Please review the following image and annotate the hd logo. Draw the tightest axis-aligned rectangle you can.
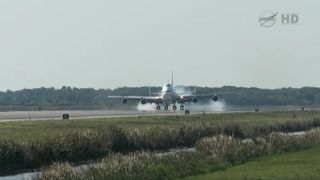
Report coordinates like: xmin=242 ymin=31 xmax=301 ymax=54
xmin=258 ymin=11 xmax=299 ymax=28
xmin=281 ymin=13 xmax=299 ymax=24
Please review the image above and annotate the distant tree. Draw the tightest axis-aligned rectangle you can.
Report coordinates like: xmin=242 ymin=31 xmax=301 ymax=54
xmin=0 ymin=86 xmax=319 ymax=111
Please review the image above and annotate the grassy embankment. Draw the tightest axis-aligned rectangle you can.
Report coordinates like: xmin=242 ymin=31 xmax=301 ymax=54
xmin=186 ymin=144 xmax=320 ymax=180
xmin=0 ymin=111 xmax=317 ymax=140
xmin=0 ymin=111 xmax=320 ymax=175
xmin=35 ymin=128 xmax=320 ymax=180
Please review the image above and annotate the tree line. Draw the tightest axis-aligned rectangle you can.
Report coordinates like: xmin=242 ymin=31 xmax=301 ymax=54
xmin=0 ymin=86 xmax=319 ymax=110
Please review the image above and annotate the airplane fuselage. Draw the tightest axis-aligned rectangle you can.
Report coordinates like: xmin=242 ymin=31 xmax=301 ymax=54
xmin=160 ymin=83 xmax=178 ymax=105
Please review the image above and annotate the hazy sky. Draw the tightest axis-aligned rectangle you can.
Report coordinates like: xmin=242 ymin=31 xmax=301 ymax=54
xmin=0 ymin=0 xmax=319 ymax=90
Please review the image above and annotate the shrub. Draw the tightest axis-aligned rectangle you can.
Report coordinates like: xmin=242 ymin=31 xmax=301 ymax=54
xmin=2 ymin=118 xmax=320 ymax=173
xmin=36 ymin=151 xmax=210 ymax=180
xmin=196 ymin=128 xmax=320 ymax=165
xmin=36 ymin=128 xmax=320 ymax=180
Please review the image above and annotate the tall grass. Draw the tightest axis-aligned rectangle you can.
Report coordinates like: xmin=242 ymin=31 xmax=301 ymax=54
xmin=35 ymin=151 xmax=217 ymax=180
xmin=196 ymin=129 xmax=320 ymax=165
xmin=1 ymin=118 xmax=320 ymax=173
xmin=35 ymin=128 xmax=320 ymax=180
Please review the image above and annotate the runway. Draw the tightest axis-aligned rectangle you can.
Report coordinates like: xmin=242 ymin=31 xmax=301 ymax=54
xmin=0 ymin=106 xmax=312 ymax=122
xmin=0 ymin=110 xmax=178 ymax=122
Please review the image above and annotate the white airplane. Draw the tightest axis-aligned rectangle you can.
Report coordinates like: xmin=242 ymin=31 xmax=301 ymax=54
xmin=108 ymin=73 xmax=218 ymax=111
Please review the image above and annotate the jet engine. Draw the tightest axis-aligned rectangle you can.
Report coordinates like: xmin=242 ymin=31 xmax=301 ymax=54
xmin=212 ymin=96 xmax=218 ymax=101
xmin=140 ymin=98 xmax=146 ymax=105
xmin=121 ymin=98 xmax=128 ymax=104
xmin=192 ymin=98 xmax=198 ymax=103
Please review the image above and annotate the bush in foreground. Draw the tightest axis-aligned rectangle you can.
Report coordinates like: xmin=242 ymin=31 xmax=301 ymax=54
xmin=35 ymin=128 xmax=320 ymax=180
xmin=2 ymin=118 xmax=320 ymax=173
xmin=35 ymin=152 xmax=214 ymax=180
xmin=196 ymin=129 xmax=320 ymax=165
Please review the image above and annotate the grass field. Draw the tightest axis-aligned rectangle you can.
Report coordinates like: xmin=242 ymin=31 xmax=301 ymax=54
xmin=1 ymin=110 xmax=320 ymax=175
xmin=0 ymin=111 xmax=317 ymax=140
xmin=35 ymin=128 xmax=320 ymax=180
xmin=185 ymin=145 xmax=320 ymax=180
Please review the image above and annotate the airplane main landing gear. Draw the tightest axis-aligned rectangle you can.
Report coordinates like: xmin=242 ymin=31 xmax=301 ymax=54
xmin=164 ymin=106 xmax=169 ymax=111
xmin=156 ymin=105 xmax=161 ymax=110
xmin=180 ymin=105 xmax=184 ymax=111
xmin=173 ymin=105 xmax=177 ymax=111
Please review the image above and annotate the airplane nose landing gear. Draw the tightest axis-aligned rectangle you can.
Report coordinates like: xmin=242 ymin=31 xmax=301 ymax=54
xmin=164 ymin=106 xmax=169 ymax=111
xmin=173 ymin=105 xmax=177 ymax=111
xmin=156 ymin=105 xmax=161 ymax=110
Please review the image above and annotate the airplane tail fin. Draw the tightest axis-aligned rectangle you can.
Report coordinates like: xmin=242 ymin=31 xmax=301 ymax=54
xmin=171 ymin=71 xmax=173 ymax=86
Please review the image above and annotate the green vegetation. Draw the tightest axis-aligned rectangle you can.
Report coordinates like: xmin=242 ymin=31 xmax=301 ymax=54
xmin=35 ymin=128 xmax=320 ymax=180
xmin=36 ymin=152 xmax=213 ymax=180
xmin=1 ymin=86 xmax=320 ymax=110
xmin=1 ymin=111 xmax=320 ymax=175
xmin=0 ymin=111 xmax=318 ymax=140
xmin=0 ymin=111 xmax=319 ymax=172
xmin=186 ymin=145 xmax=320 ymax=180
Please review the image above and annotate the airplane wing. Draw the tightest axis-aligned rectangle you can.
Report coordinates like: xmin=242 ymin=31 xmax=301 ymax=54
xmin=177 ymin=93 xmax=232 ymax=102
xmin=178 ymin=94 xmax=216 ymax=101
xmin=108 ymin=95 xmax=163 ymax=104
xmin=178 ymin=92 xmax=232 ymax=97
